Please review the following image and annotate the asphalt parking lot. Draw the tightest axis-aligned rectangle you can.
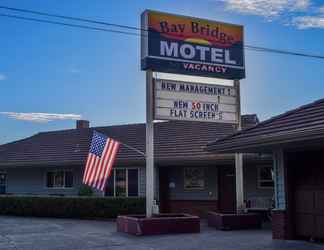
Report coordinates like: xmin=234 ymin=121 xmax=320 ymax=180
xmin=0 ymin=216 xmax=323 ymax=250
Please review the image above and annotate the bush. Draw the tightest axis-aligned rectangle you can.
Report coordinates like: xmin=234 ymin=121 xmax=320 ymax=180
xmin=78 ymin=185 xmax=94 ymax=196
xmin=0 ymin=196 xmax=145 ymax=219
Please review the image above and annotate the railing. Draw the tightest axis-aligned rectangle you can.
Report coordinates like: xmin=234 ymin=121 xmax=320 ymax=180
xmin=246 ymin=197 xmax=273 ymax=210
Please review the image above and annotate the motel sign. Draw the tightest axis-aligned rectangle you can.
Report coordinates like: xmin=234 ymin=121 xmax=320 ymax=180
xmin=141 ymin=10 xmax=245 ymax=217
xmin=141 ymin=10 xmax=245 ymax=79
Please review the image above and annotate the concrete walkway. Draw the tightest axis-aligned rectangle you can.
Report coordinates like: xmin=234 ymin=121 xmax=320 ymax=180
xmin=0 ymin=216 xmax=322 ymax=250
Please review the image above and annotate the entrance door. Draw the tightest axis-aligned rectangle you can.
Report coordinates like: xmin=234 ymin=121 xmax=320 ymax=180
xmin=159 ymin=167 xmax=169 ymax=213
xmin=0 ymin=173 xmax=6 ymax=194
xmin=292 ymin=151 xmax=324 ymax=239
xmin=218 ymin=166 xmax=236 ymax=213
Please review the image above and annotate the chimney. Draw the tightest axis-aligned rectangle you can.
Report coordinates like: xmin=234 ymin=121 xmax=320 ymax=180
xmin=76 ymin=120 xmax=90 ymax=129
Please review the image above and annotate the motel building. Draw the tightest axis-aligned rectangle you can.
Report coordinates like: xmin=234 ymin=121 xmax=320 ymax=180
xmin=207 ymin=98 xmax=324 ymax=241
xmin=0 ymin=116 xmax=273 ymax=217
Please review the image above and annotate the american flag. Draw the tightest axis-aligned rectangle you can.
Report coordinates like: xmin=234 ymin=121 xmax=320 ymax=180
xmin=83 ymin=131 xmax=120 ymax=191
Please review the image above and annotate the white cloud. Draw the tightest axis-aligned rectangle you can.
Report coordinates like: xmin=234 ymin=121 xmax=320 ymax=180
xmin=0 ymin=112 xmax=82 ymax=123
xmin=292 ymin=15 xmax=324 ymax=28
xmin=69 ymin=68 xmax=80 ymax=74
xmin=216 ymin=0 xmax=324 ymax=29
xmin=318 ymin=5 xmax=324 ymax=14
xmin=0 ymin=74 xmax=7 ymax=81
xmin=219 ymin=0 xmax=310 ymax=18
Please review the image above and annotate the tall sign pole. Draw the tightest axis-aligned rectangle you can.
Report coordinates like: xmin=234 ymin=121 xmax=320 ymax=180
xmin=141 ymin=10 xmax=246 ymax=217
xmin=146 ymin=69 xmax=154 ymax=217
xmin=234 ymin=80 xmax=244 ymax=212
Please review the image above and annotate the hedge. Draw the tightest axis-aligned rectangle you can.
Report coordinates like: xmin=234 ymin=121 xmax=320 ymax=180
xmin=0 ymin=196 xmax=145 ymax=219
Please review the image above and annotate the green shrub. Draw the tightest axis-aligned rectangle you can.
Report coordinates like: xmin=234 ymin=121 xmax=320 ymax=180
xmin=78 ymin=185 xmax=94 ymax=196
xmin=0 ymin=196 xmax=145 ymax=219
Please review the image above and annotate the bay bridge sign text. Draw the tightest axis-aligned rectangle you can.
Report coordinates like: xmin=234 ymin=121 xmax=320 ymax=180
xmin=154 ymin=79 xmax=238 ymax=123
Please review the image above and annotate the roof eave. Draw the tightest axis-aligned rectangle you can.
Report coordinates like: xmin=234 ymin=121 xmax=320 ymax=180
xmin=206 ymin=130 xmax=324 ymax=153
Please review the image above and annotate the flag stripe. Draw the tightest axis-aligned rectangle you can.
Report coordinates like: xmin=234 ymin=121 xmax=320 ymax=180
xmin=101 ymin=142 xmax=120 ymax=190
xmin=100 ymin=141 xmax=120 ymax=190
xmin=82 ymin=155 xmax=91 ymax=183
xmin=97 ymin=140 xmax=115 ymax=189
xmin=88 ymin=157 xmax=100 ymax=186
xmin=83 ymin=153 xmax=93 ymax=183
xmin=97 ymin=141 xmax=116 ymax=190
xmin=84 ymin=154 xmax=95 ymax=184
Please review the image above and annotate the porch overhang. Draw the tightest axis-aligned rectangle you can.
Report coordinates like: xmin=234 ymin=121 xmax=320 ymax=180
xmin=206 ymin=99 xmax=324 ymax=154
xmin=206 ymin=127 xmax=324 ymax=154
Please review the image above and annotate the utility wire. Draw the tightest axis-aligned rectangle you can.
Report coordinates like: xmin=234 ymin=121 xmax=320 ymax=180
xmin=0 ymin=5 xmax=145 ymax=32
xmin=1 ymin=6 xmax=324 ymax=60
xmin=0 ymin=13 xmax=141 ymax=37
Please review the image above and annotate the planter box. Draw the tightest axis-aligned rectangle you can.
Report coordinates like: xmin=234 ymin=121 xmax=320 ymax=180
xmin=117 ymin=213 xmax=200 ymax=236
xmin=207 ymin=211 xmax=262 ymax=230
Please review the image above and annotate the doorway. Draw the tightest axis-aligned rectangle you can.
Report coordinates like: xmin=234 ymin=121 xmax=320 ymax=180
xmin=159 ymin=167 xmax=170 ymax=213
xmin=218 ymin=166 xmax=236 ymax=213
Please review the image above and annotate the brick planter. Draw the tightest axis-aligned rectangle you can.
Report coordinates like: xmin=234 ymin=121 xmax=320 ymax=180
xmin=272 ymin=209 xmax=288 ymax=240
xmin=117 ymin=213 xmax=200 ymax=236
xmin=207 ymin=211 xmax=262 ymax=230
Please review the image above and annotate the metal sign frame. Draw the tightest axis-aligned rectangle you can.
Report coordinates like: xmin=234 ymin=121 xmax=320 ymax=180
xmin=153 ymin=78 xmax=238 ymax=124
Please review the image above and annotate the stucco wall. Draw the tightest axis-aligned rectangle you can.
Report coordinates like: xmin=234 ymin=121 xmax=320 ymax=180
xmin=243 ymin=164 xmax=274 ymax=207
xmin=0 ymin=163 xmax=273 ymax=203
xmin=167 ymin=166 xmax=218 ymax=201
xmin=3 ymin=166 xmax=83 ymax=196
xmin=0 ymin=165 xmax=146 ymax=197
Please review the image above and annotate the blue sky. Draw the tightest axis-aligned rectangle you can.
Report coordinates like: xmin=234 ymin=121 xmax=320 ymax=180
xmin=0 ymin=0 xmax=324 ymax=144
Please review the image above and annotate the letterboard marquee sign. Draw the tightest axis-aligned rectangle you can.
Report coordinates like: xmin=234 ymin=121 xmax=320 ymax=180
xmin=141 ymin=10 xmax=245 ymax=80
xmin=154 ymin=79 xmax=238 ymax=123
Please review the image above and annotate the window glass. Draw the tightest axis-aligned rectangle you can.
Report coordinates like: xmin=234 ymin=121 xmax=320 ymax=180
xmin=65 ymin=171 xmax=73 ymax=188
xmin=54 ymin=171 xmax=64 ymax=187
xmin=0 ymin=173 xmax=6 ymax=194
xmin=46 ymin=172 xmax=54 ymax=188
xmin=46 ymin=171 xmax=73 ymax=188
xmin=128 ymin=169 xmax=139 ymax=197
xmin=258 ymin=167 xmax=274 ymax=188
xmin=0 ymin=173 xmax=6 ymax=185
xmin=184 ymin=167 xmax=205 ymax=190
xmin=260 ymin=167 xmax=272 ymax=180
xmin=105 ymin=171 xmax=115 ymax=196
xmin=115 ymin=169 xmax=126 ymax=197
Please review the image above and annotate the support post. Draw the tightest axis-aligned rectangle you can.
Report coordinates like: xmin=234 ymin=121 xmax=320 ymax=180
xmin=146 ymin=70 xmax=154 ymax=217
xmin=234 ymin=80 xmax=244 ymax=212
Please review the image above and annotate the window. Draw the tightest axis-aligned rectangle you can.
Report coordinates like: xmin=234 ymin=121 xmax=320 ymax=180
xmin=184 ymin=167 xmax=205 ymax=190
xmin=46 ymin=171 xmax=74 ymax=188
xmin=115 ymin=169 xmax=127 ymax=197
xmin=105 ymin=168 xmax=139 ymax=197
xmin=0 ymin=172 xmax=6 ymax=194
xmin=258 ymin=166 xmax=274 ymax=189
xmin=128 ymin=169 xmax=139 ymax=197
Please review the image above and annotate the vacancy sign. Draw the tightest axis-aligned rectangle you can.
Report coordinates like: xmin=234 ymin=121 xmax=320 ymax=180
xmin=141 ymin=10 xmax=245 ymax=79
xmin=154 ymin=79 xmax=238 ymax=123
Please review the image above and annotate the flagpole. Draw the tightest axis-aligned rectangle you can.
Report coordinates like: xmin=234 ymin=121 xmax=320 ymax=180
xmin=146 ymin=69 xmax=154 ymax=218
xmin=119 ymin=142 xmax=146 ymax=157
xmin=92 ymin=130 xmax=146 ymax=157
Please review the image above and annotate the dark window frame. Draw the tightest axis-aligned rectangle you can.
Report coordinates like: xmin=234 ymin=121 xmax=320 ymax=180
xmin=45 ymin=170 xmax=74 ymax=189
xmin=105 ymin=168 xmax=139 ymax=197
xmin=257 ymin=166 xmax=274 ymax=189
xmin=0 ymin=172 xmax=6 ymax=194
